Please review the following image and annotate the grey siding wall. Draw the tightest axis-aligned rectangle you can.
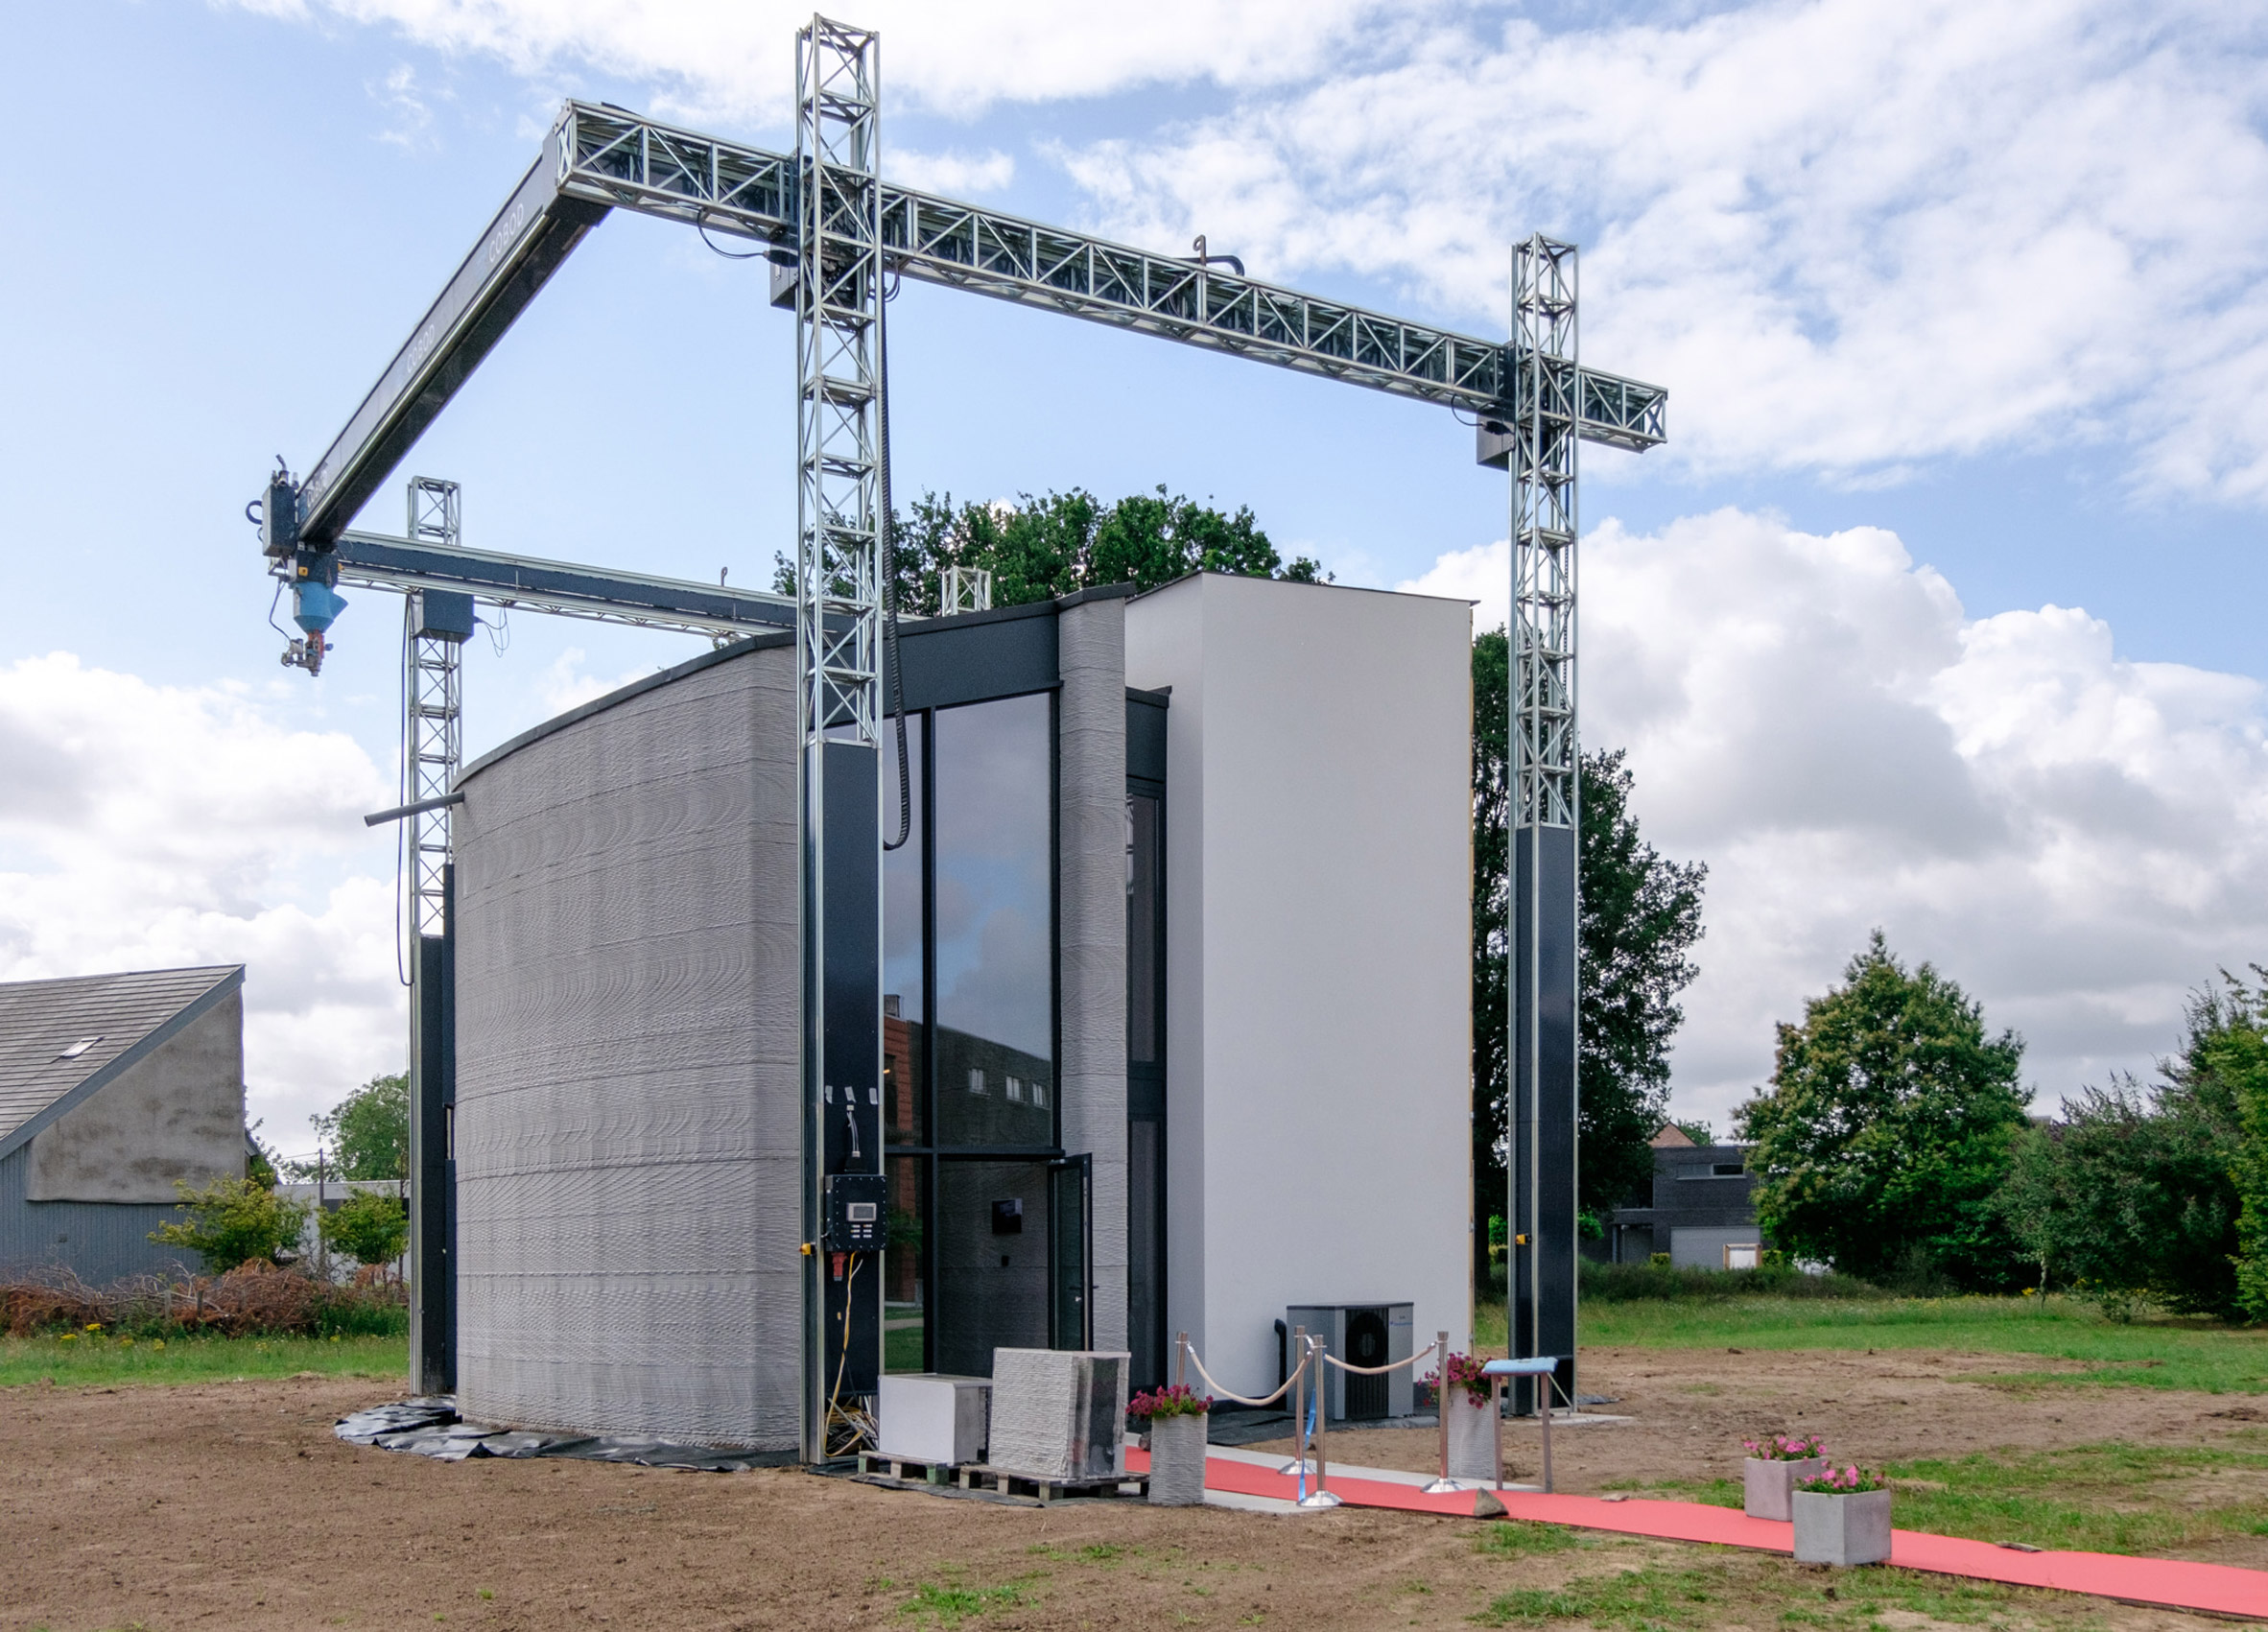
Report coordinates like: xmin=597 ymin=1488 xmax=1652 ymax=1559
xmin=1057 ymin=598 xmax=1129 ymax=1351
xmin=0 ymin=1143 xmax=197 ymax=1284
xmin=452 ymin=642 xmax=802 ymax=1451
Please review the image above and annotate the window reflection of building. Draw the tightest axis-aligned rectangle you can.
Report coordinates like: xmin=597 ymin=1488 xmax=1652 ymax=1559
xmin=881 ymin=691 xmax=1060 ymax=1375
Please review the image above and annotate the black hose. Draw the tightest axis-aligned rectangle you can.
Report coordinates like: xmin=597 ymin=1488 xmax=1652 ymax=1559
xmin=877 ymin=260 xmax=911 ymax=853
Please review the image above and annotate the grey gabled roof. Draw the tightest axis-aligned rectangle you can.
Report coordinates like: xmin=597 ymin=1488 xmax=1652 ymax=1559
xmin=0 ymin=966 xmax=245 ymax=1158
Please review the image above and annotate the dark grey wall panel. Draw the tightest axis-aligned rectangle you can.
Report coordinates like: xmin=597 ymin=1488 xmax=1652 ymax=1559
xmin=453 ymin=641 xmax=802 ymax=1451
xmin=891 ymin=603 xmax=1057 ymax=710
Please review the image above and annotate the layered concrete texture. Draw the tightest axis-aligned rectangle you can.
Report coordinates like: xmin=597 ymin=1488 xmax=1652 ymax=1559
xmin=453 ymin=640 xmax=802 ymax=1451
xmin=1126 ymin=573 xmax=1473 ymax=1396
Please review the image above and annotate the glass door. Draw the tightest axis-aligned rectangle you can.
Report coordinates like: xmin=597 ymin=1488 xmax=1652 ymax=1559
xmin=1049 ymin=1155 xmax=1092 ymax=1350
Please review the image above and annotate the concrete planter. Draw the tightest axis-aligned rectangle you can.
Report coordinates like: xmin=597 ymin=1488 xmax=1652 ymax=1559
xmin=1792 ymin=1488 xmax=1893 ymax=1567
xmin=1743 ymin=1456 xmax=1827 ymax=1521
xmin=1146 ymin=1412 xmax=1209 ymax=1506
xmin=1445 ymin=1389 xmax=1498 ymax=1482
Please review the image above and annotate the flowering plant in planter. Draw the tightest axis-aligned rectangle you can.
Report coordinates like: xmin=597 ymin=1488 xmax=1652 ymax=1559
xmin=1424 ymin=1352 xmax=1494 ymax=1405
xmin=1128 ymin=1384 xmax=1212 ymax=1420
xmin=1795 ymin=1464 xmax=1885 ymax=1495
xmin=1744 ymin=1432 xmax=1826 ymax=1461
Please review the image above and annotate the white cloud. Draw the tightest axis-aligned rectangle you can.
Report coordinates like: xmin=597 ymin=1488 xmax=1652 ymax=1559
xmin=1404 ymin=510 xmax=2268 ymax=1125
xmin=0 ymin=655 xmax=404 ymax=1156
xmin=1060 ymin=0 xmax=2268 ymax=502
xmin=223 ymin=0 xmax=1423 ymax=120
xmin=533 ymin=647 xmax=662 ymax=716
xmin=890 ymin=148 xmax=1015 ymax=200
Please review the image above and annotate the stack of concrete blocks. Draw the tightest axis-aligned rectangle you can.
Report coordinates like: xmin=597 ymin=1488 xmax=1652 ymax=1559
xmin=986 ymin=1348 xmax=1130 ymax=1480
xmin=876 ymin=1374 xmax=992 ymax=1467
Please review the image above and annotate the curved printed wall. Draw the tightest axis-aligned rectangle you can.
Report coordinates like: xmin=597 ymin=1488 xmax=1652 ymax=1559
xmin=450 ymin=639 xmax=802 ymax=1451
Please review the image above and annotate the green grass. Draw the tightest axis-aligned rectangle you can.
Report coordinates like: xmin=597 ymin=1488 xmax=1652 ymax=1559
xmin=1 ymin=1330 xmax=407 ymax=1388
xmin=898 ymin=1577 xmax=1033 ymax=1624
xmin=1475 ymin=1553 xmax=2036 ymax=1631
xmin=1625 ymin=1440 xmax=2268 ymax=1556
xmin=1575 ymin=1292 xmax=2268 ymax=1394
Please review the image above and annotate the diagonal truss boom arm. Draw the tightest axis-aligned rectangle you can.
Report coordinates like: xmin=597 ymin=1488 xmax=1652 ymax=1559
xmin=289 ymin=100 xmax=1665 ymax=547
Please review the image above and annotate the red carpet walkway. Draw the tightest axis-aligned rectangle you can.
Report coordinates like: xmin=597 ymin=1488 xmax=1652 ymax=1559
xmin=1123 ymin=1449 xmax=2268 ymax=1620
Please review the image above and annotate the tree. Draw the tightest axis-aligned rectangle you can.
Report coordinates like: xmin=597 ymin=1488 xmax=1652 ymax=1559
xmin=319 ymin=1190 xmax=410 ymax=1276
xmin=304 ymin=1073 xmax=410 ymax=1181
xmin=1737 ymin=933 xmax=2031 ymax=1289
xmin=1470 ymin=629 xmax=1709 ymax=1263
xmin=775 ymin=485 xmax=1327 ymax=607
xmin=150 ymin=1176 xmax=310 ymax=1273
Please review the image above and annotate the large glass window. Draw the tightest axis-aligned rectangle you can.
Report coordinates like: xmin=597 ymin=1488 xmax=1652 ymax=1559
xmin=933 ymin=693 xmax=1055 ymax=1149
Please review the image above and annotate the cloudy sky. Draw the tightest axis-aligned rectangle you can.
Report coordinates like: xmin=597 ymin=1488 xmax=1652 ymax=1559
xmin=4 ymin=0 xmax=2265 ymax=1148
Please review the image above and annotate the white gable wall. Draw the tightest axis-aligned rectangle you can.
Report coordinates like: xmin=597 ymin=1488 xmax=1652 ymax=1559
xmin=1125 ymin=574 xmax=1473 ymax=1396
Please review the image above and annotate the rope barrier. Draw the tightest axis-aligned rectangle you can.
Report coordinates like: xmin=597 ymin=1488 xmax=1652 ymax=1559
xmin=1180 ymin=1342 xmax=1311 ymax=1408
xmin=1321 ymin=1336 xmax=1443 ymax=1377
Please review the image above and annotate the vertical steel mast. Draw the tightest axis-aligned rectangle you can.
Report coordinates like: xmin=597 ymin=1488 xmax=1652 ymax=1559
xmin=1508 ymin=236 xmax=1580 ymax=1414
xmin=795 ymin=14 xmax=886 ymax=1461
xmin=402 ymin=477 xmax=464 ymax=940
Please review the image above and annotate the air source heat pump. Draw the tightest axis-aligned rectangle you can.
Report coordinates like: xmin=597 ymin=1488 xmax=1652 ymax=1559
xmin=1286 ymin=1303 xmax=1414 ymax=1422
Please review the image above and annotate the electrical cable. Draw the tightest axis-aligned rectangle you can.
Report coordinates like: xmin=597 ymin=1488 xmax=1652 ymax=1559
xmin=694 ymin=207 xmax=768 ymax=260
xmin=824 ymin=1251 xmax=864 ymax=1453
xmin=876 ymin=256 xmax=911 ymax=852
xmin=265 ymin=579 xmax=291 ymax=641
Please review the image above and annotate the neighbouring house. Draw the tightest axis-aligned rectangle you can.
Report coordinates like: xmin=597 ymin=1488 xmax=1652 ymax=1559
xmin=0 ymin=966 xmax=248 ymax=1284
xmin=1601 ymin=1124 xmax=1767 ymax=1268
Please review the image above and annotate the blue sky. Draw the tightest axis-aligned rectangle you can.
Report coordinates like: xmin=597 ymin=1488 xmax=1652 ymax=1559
xmin=5 ymin=0 xmax=2266 ymax=1145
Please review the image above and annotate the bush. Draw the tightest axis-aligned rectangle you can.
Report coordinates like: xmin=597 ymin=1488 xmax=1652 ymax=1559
xmin=319 ymin=1191 xmax=408 ymax=1274
xmin=1578 ymin=1258 xmax=1883 ymax=1303
xmin=149 ymin=1175 xmax=309 ymax=1272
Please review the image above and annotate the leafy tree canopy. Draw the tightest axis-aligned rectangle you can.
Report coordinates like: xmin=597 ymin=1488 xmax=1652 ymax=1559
xmin=319 ymin=1190 xmax=410 ymax=1272
xmin=1737 ymin=933 xmax=2030 ymax=1289
xmin=302 ymin=1073 xmax=411 ymax=1182
xmin=1471 ymin=629 xmax=1708 ymax=1224
xmin=775 ymin=486 xmax=1327 ymax=609
xmin=150 ymin=1176 xmax=310 ymax=1273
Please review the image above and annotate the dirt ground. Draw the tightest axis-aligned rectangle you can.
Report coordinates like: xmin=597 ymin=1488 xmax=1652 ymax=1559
xmin=2 ymin=1346 xmax=2259 ymax=1632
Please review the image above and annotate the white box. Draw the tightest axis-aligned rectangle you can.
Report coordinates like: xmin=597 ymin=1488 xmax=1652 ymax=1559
xmin=876 ymin=1374 xmax=992 ymax=1467
xmin=988 ymin=1349 xmax=1130 ymax=1480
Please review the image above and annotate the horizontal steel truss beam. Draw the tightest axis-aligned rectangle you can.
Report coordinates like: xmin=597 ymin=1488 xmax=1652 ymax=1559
xmin=555 ymin=103 xmax=1666 ymax=448
xmin=288 ymin=100 xmax=1666 ymax=546
xmin=332 ymin=530 xmax=797 ymax=637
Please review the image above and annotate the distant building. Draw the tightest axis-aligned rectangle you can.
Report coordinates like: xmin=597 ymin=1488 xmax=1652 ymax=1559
xmin=1601 ymin=1124 xmax=1767 ymax=1268
xmin=0 ymin=966 xmax=248 ymax=1283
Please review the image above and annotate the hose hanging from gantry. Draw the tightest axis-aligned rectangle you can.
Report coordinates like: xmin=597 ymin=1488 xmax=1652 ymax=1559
xmin=876 ymin=261 xmax=910 ymax=852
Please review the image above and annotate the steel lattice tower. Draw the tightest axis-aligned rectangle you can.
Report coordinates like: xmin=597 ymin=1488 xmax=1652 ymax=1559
xmin=1508 ymin=237 xmax=1581 ymax=1413
xmin=795 ymin=14 xmax=886 ymax=1461
xmin=402 ymin=477 xmax=463 ymax=943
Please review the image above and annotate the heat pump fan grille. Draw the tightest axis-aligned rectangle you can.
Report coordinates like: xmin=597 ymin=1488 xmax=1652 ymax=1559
xmin=1344 ymin=1308 xmax=1389 ymax=1420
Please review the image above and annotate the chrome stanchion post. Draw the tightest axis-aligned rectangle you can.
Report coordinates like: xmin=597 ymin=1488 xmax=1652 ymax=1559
xmin=1175 ymin=1330 xmax=1189 ymax=1389
xmin=1278 ymin=1325 xmax=1310 ymax=1477
xmin=1298 ymin=1336 xmax=1341 ymax=1508
xmin=1422 ymin=1330 xmax=1461 ymax=1495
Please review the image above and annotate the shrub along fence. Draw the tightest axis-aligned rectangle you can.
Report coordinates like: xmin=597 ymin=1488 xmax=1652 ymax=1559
xmin=1577 ymin=1259 xmax=1884 ymax=1303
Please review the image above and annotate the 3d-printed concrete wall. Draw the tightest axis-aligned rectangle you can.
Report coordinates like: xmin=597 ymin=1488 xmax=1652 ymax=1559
xmin=452 ymin=638 xmax=802 ymax=1452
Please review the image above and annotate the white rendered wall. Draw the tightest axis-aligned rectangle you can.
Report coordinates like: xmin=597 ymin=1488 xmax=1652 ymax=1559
xmin=1125 ymin=574 xmax=1473 ymax=1395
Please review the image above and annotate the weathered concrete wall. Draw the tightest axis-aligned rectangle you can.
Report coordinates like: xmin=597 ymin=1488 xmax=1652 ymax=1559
xmin=1056 ymin=596 xmax=1129 ymax=1350
xmin=26 ymin=992 xmax=245 ymax=1204
xmin=452 ymin=640 xmax=802 ymax=1452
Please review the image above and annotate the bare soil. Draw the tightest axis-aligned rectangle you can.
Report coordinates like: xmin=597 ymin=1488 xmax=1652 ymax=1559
xmin=0 ymin=1346 xmax=2256 ymax=1632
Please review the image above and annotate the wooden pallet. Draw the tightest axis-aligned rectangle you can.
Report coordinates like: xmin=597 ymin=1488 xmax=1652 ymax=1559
xmin=856 ymin=1451 xmax=957 ymax=1486
xmin=955 ymin=1462 xmax=1148 ymax=1504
